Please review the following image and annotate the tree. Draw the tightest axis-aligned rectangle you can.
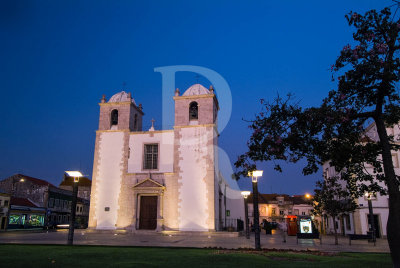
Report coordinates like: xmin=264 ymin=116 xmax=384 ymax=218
xmin=235 ymin=6 xmax=400 ymax=265
xmin=313 ymin=177 xmax=358 ymax=245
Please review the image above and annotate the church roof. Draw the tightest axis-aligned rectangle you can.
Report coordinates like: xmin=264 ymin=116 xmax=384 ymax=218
xmin=108 ymin=91 xmax=136 ymax=105
xmin=182 ymin=84 xmax=210 ymax=96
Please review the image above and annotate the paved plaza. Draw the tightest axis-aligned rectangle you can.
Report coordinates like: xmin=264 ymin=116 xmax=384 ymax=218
xmin=0 ymin=229 xmax=389 ymax=253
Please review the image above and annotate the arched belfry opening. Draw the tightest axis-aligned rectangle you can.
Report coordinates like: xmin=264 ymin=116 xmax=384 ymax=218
xmin=189 ymin=101 xmax=198 ymax=120
xmin=111 ymin=109 xmax=119 ymax=126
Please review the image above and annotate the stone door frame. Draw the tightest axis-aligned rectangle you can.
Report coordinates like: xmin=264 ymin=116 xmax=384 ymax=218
xmin=132 ymin=178 xmax=165 ymax=231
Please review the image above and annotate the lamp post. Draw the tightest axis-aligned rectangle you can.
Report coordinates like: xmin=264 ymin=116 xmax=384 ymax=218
xmin=241 ymin=191 xmax=251 ymax=239
xmin=249 ymin=170 xmax=263 ymax=250
xmin=365 ymin=192 xmax=376 ymax=244
xmin=65 ymin=171 xmax=83 ymax=245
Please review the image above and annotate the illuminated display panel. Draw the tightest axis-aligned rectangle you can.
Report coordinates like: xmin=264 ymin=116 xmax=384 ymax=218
xmin=299 ymin=218 xmax=313 ymax=234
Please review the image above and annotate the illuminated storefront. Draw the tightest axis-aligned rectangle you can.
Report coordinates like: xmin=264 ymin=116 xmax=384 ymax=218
xmin=8 ymin=197 xmax=46 ymax=229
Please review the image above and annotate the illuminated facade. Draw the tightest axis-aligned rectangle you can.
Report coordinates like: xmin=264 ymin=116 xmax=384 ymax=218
xmin=88 ymin=84 xmax=243 ymax=231
xmin=322 ymin=123 xmax=400 ymax=238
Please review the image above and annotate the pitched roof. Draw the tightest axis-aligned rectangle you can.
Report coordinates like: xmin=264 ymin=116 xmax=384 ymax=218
xmin=14 ymin=174 xmax=55 ymax=187
xmin=59 ymin=176 xmax=92 ymax=187
xmin=10 ymin=197 xmax=38 ymax=207
xmin=291 ymin=196 xmax=312 ymax=205
xmin=247 ymin=193 xmax=291 ymax=204
xmin=247 ymin=193 xmax=312 ymax=205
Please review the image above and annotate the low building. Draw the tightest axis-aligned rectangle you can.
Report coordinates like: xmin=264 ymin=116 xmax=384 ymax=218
xmin=246 ymin=193 xmax=314 ymax=226
xmin=0 ymin=191 xmax=11 ymax=230
xmin=0 ymin=174 xmax=90 ymax=229
xmin=8 ymin=197 xmax=46 ymax=229
xmin=59 ymin=175 xmax=91 ymax=200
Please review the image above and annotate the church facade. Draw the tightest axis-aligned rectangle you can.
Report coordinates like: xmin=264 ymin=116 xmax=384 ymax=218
xmin=88 ymin=84 xmax=243 ymax=231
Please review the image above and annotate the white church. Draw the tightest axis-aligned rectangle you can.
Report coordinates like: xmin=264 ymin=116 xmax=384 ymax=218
xmin=88 ymin=84 xmax=244 ymax=231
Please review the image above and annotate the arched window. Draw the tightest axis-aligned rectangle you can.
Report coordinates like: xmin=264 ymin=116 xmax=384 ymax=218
xmin=111 ymin=109 xmax=118 ymax=125
xmin=189 ymin=102 xmax=198 ymax=120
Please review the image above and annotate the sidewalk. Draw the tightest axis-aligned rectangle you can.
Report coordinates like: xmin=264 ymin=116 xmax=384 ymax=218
xmin=0 ymin=229 xmax=390 ymax=253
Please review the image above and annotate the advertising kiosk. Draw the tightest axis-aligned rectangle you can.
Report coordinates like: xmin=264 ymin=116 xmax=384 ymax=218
xmin=296 ymin=216 xmax=320 ymax=243
xmin=286 ymin=215 xmax=297 ymax=236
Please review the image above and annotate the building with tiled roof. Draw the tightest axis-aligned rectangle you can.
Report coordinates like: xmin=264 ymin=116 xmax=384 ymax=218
xmin=0 ymin=174 xmax=90 ymax=229
xmin=246 ymin=193 xmax=314 ymax=225
xmin=59 ymin=175 xmax=91 ymax=200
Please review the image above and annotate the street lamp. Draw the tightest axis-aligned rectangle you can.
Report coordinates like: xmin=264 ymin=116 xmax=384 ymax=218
xmin=364 ymin=192 xmax=376 ymax=244
xmin=65 ymin=171 xmax=83 ymax=245
xmin=241 ymin=191 xmax=251 ymax=239
xmin=249 ymin=170 xmax=263 ymax=250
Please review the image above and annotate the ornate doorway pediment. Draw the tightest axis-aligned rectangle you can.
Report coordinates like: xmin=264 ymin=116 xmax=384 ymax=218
xmin=133 ymin=177 xmax=165 ymax=192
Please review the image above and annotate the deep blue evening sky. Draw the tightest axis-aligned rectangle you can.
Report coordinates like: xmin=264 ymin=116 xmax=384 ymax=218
xmin=0 ymin=0 xmax=389 ymax=195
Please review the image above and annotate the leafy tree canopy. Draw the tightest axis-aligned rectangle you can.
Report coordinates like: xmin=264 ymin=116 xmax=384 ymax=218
xmin=234 ymin=7 xmax=400 ymax=198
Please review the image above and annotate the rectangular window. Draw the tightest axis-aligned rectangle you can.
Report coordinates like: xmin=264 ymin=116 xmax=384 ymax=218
xmin=271 ymin=208 xmax=276 ymax=216
xmin=4 ymin=200 xmax=9 ymax=207
xmin=48 ymin=198 xmax=54 ymax=208
xmin=392 ymin=154 xmax=399 ymax=168
xmin=279 ymin=210 xmax=284 ymax=216
xmin=345 ymin=215 xmax=351 ymax=230
xmin=143 ymin=144 xmax=158 ymax=170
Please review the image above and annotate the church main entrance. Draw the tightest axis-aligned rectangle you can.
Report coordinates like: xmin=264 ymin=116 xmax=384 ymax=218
xmin=139 ymin=196 xmax=158 ymax=230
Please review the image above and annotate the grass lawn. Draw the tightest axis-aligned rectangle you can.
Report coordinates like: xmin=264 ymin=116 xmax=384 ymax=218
xmin=0 ymin=244 xmax=392 ymax=267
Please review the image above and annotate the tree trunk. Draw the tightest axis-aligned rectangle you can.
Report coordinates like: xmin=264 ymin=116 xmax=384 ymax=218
xmin=333 ymin=215 xmax=338 ymax=245
xmin=375 ymin=118 xmax=400 ymax=267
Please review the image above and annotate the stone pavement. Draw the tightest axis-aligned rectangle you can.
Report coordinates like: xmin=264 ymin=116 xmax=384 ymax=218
xmin=0 ymin=229 xmax=390 ymax=253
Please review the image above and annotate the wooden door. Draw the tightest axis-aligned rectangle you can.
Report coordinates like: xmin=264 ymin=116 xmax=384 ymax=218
xmin=139 ymin=196 xmax=158 ymax=230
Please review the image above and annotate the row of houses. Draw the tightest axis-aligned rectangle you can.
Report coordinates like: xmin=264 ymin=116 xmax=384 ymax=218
xmin=246 ymin=193 xmax=314 ymax=224
xmin=0 ymin=174 xmax=91 ymax=230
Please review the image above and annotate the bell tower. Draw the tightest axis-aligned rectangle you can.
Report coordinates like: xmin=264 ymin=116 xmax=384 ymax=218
xmin=173 ymin=84 xmax=220 ymax=231
xmin=89 ymin=91 xmax=144 ymax=229
xmin=98 ymin=91 xmax=144 ymax=131
xmin=174 ymin=84 xmax=218 ymax=126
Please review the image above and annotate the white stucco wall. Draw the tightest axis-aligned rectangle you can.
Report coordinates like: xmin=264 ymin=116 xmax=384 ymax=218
xmin=225 ymin=188 xmax=244 ymax=220
xmin=127 ymin=131 xmax=174 ymax=173
xmin=95 ymin=132 xmax=125 ymax=229
xmin=177 ymin=127 xmax=211 ymax=231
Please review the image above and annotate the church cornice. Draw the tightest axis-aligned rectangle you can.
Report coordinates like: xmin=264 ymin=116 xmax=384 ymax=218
xmin=126 ymin=172 xmax=175 ymax=176
xmin=173 ymin=94 xmax=219 ymax=111
xmin=96 ymin=129 xmax=130 ymax=133
xmin=129 ymin=130 xmax=174 ymax=135
xmin=173 ymin=94 xmax=215 ymax=100
xmin=98 ymin=102 xmax=145 ymax=115
xmin=98 ymin=101 xmax=132 ymax=106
